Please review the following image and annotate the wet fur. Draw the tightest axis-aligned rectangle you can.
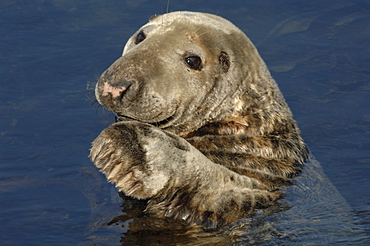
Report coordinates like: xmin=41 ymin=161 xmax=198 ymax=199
xmin=90 ymin=11 xmax=308 ymax=228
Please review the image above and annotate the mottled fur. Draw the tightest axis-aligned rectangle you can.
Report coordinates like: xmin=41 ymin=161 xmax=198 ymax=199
xmin=90 ymin=11 xmax=308 ymax=228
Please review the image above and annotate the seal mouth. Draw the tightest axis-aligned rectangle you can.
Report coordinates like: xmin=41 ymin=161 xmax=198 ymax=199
xmin=115 ymin=111 xmax=177 ymax=128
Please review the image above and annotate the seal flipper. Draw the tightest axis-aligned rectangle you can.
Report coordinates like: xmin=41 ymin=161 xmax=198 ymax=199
xmin=90 ymin=121 xmax=280 ymax=228
xmin=146 ymin=184 xmax=280 ymax=228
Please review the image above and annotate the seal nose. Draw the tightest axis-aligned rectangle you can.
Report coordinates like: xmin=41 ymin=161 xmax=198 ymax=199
xmin=98 ymin=70 xmax=135 ymax=99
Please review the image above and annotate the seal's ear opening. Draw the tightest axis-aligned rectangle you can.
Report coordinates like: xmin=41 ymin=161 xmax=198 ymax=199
xmin=219 ymin=52 xmax=230 ymax=73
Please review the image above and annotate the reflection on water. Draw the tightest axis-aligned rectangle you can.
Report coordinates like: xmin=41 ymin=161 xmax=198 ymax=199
xmin=0 ymin=0 xmax=369 ymax=245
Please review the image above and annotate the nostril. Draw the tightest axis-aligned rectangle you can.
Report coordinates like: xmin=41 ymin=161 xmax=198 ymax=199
xmin=117 ymin=80 xmax=134 ymax=100
xmin=101 ymin=79 xmax=134 ymax=98
xmin=113 ymin=78 xmax=135 ymax=91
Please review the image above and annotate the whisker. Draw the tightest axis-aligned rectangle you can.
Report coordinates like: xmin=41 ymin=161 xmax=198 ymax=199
xmin=166 ymin=0 xmax=171 ymax=13
xmin=95 ymin=104 xmax=108 ymax=114
xmin=197 ymin=30 xmax=211 ymax=38
xmin=194 ymin=25 xmax=203 ymax=34
xmin=86 ymin=89 xmax=97 ymax=105
xmin=86 ymin=80 xmax=96 ymax=91
xmin=194 ymin=26 xmax=211 ymax=38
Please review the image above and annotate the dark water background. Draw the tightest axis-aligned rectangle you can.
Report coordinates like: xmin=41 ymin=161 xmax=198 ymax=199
xmin=0 ymin=0 xmax=369 ymax=245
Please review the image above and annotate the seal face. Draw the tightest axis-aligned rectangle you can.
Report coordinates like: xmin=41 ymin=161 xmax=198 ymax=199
xmin=91 ymin=11 xmax=309 ymax=228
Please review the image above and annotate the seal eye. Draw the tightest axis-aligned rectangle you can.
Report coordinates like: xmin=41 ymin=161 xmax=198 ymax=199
xmin=185 ymin=56 xmax=202 ymax=70
xmin=135 ymin=31 xmax=146 ymax=44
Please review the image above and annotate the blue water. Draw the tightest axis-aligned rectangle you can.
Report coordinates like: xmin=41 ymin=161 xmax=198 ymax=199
xmin=0 ymin=0 xmax=369 ymax=245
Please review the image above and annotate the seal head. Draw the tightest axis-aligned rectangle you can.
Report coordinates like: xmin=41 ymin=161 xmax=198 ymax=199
xmin=95 ymin=12 xmax=286 ymax=138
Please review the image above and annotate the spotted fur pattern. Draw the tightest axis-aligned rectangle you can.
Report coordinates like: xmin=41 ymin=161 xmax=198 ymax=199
xmin=90 ymin=11 xmax=309 ymax=228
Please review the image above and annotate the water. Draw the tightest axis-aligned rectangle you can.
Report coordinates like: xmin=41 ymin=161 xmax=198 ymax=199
xmin=0 ymin=0 xmax=369 ymax=245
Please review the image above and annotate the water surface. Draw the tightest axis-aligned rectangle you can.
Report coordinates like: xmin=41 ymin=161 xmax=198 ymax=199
xmin=0 ymin=0 xmax=369 ymax=245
